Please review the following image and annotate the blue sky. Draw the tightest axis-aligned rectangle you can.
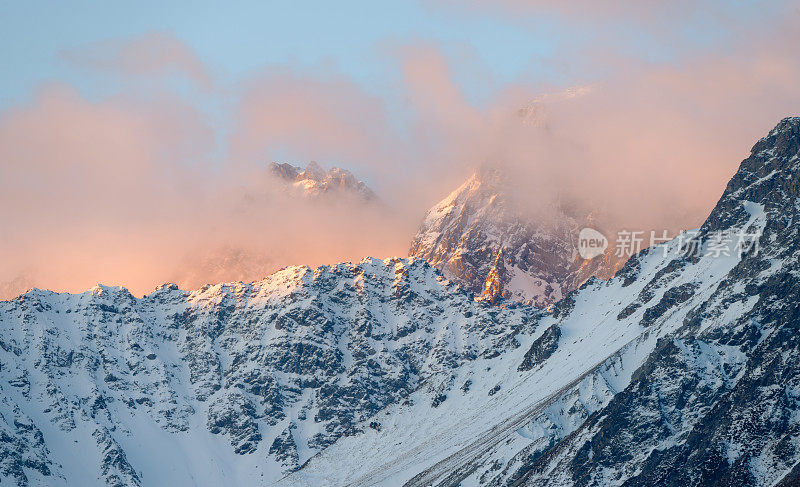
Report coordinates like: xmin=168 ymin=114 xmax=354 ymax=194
xmin=3 ymin=0 xmax=767 ymax=109
xmin=0 ymin=1 xmax=566 ymax=108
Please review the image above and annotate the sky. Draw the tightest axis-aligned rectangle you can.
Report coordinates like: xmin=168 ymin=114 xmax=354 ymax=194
xmin=1 ymin=0 xmax=799 ymax=297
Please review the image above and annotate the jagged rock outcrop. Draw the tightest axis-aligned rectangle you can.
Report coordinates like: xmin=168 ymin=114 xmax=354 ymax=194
xmin=517 ymin=324 xmax=560 ymax=372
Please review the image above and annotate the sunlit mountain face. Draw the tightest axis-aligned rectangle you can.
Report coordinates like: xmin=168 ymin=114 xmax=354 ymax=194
xmin=409 ymin=166 xmax=625 ymax=307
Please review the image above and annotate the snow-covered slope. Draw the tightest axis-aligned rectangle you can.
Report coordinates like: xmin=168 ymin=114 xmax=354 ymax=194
xmin=0 ymin=258 xmax=538 ymax=485
xmin=269 ymin=161 xmax=377 ymax=202
xmin=409 ymin=167 xmax=621 ymax=307
xmin=284 ymin=117 xmax=800 ymax=486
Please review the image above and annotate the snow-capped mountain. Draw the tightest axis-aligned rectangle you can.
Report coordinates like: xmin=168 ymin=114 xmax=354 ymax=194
xmin=1 ymin=118 xmax=798 ymax=487
xmin=279 ymin=117 xmax=800 ymax=486
xmin=0 ymin=258 xmax=537 ymax=485
xmin=269 ymin=161 xmax=377 ymax=202
xmin=409 ymin=167 xmax=622 ymax=307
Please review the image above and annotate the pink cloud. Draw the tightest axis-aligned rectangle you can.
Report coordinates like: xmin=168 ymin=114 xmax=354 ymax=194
xmin=0 ymin=83 xmax=217 ymax=296
xmin=0 ymin=83 xmax=414 ymax=299
xmin=60 ymin=31 xmax=213 ymax=90
xmin=384 ymin=26 xmax=800 ymax=235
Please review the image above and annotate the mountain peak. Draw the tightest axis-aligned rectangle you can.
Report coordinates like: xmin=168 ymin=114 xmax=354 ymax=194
xmin=750 ymin=116 xmax=800 ymax=160
xmin=410 ymin=166 xmax=621 ymax=307
xmin=268 ymin=161 xmax=377 ymax=201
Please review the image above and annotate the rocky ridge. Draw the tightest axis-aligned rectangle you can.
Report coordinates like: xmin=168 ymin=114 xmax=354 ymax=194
xmin=0 ymin=258 xmax=537 ymax=485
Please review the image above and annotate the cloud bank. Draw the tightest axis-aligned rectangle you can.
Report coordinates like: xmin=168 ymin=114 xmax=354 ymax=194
xmin=2 ymin=6 xmax=799 ymax=298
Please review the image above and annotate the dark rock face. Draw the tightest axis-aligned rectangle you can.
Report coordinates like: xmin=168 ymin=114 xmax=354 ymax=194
xmin=269 ymin=426 xmax=300 ymax=473
xmin=0 ymin=258 xmax=539 ymax=484
xmin=93 ymin=428 xmax=140 ymax=487
xmin=518 ymin=324 xmax=561 ymax=372
xmin=617 ymin=256 xmax=688 ymax=321
xmin=702 ymin=117 xmax=800 ymax=236
xmin=0 ymin=402 xmax=51 ymax=487
xmin=639 ymin=282 xmax=698 ymax=327
xmin=409 ymin=167 xmax=622 ymax=308
xmin=207 ymin=391 xmax=262 ymax=454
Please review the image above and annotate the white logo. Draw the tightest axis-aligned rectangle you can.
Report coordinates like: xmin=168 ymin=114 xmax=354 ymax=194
xmin=578 ymin=228 xmax=608 ymax=259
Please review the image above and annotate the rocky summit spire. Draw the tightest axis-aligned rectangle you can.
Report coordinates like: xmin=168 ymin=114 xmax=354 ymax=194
xmin=409 ymin=166 xmax=620 ymax=307
xmin=480 ymin=247 xmax=506 ymax=305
